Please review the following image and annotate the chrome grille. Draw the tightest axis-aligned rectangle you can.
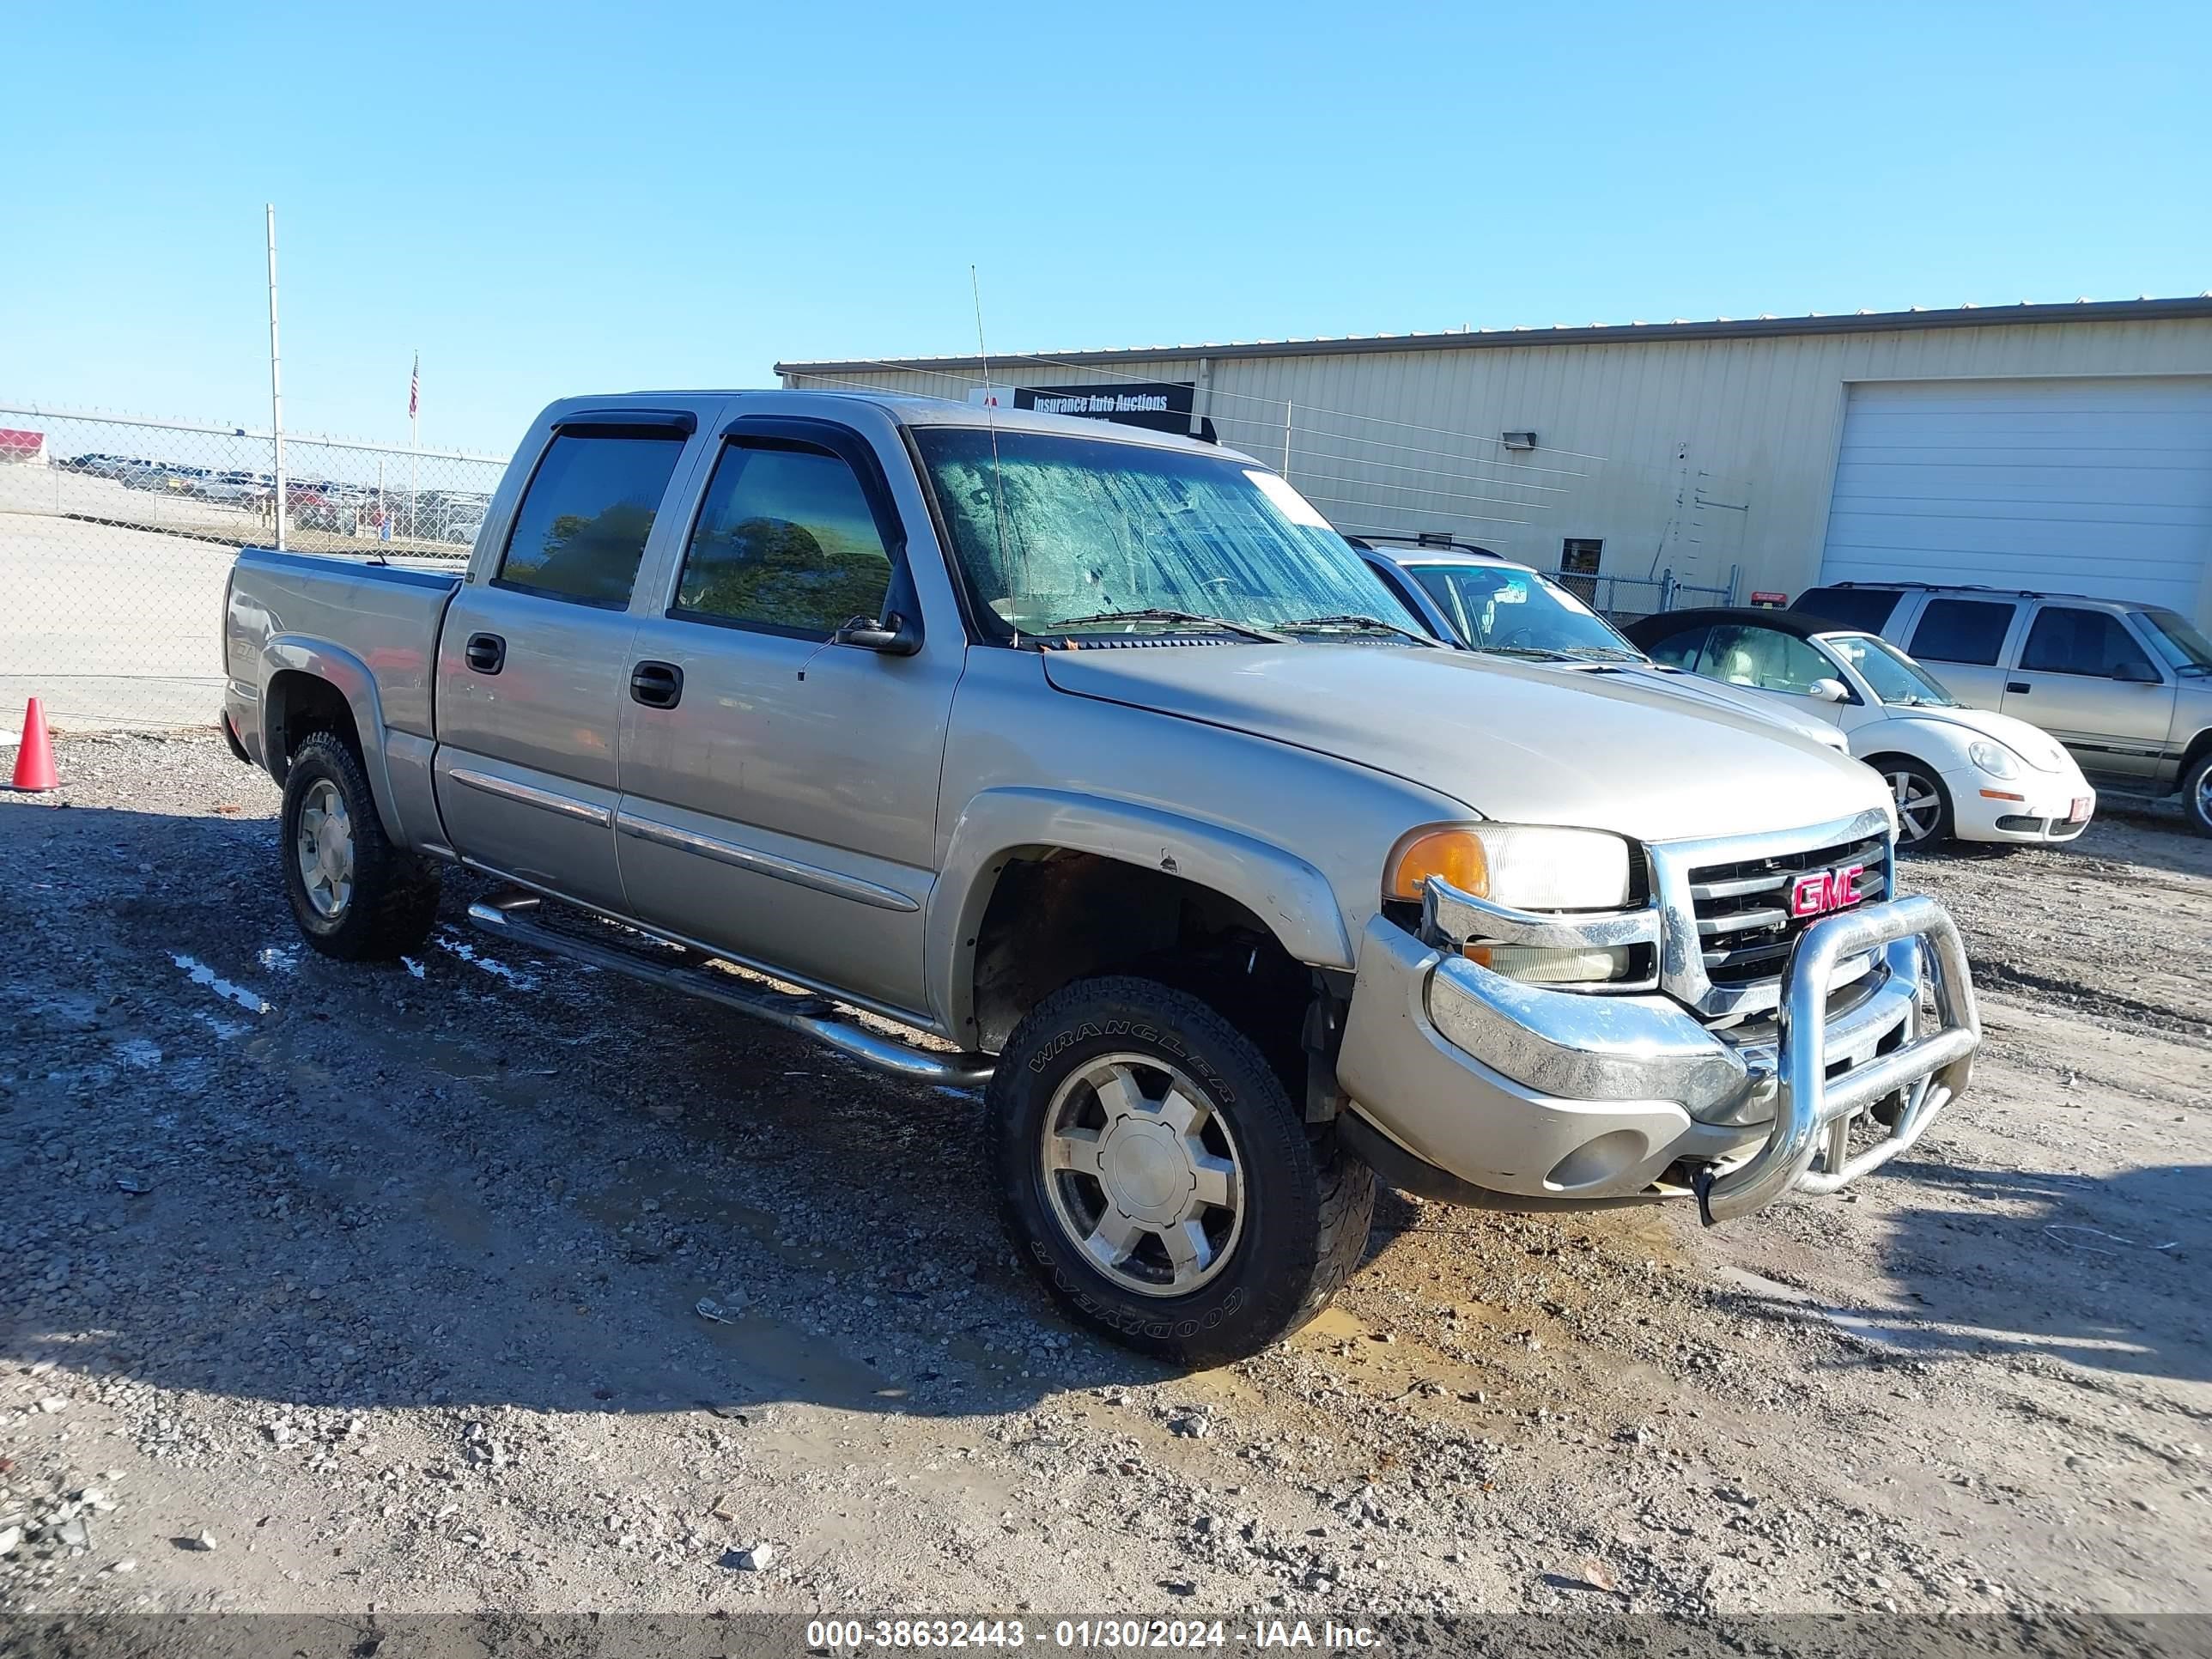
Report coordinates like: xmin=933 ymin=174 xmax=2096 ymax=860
xmin=1689 ymin=830 xmax=1890 ymax=986
xmin=1647 ymin=808 xmax=1897 ymax=1019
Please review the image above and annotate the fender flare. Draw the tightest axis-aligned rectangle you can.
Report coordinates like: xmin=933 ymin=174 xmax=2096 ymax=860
xmin=258 ymin=636 xmax=409 ymax=846
xmin=926 ymin=786 xmax=1355 ymax=1043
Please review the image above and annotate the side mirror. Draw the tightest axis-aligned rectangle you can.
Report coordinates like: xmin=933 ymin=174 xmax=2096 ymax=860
xmin=2113 ymin=660 xmax=2160 ymax=684
xmin=1808 ymin=678 xmax=1850 ymax=703
xmin=833 ymin=611 xmax=922 ymax=657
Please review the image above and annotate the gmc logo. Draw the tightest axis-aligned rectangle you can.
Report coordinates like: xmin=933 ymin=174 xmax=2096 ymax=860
xmin=1790 ymin=863 xmax=1865 ymax=919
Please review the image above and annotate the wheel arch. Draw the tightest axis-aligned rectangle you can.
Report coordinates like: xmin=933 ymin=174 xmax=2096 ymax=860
xmin=928 ymin=787 xmax=1353 ymax=1053
xmin=260 ymin=639 xmax=407 ymax=844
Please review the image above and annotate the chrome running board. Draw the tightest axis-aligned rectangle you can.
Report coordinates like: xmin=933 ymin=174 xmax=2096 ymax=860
xmin=465 ymin=893 xmax=994 ymax=1089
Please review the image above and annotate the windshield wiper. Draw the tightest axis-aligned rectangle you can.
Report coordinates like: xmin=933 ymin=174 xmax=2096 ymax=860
xmin=1044 ymin=607 xmax=1290 ymax=644
xmin=1278 ymin=613 xmax=1440 ymax=646
xmin=1475 ymin=645 xmax=1580 ymax=662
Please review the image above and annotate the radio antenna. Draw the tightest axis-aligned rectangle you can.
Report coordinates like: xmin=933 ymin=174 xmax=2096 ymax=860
xmin=971 ymin=264 xmax=1018 ymax=635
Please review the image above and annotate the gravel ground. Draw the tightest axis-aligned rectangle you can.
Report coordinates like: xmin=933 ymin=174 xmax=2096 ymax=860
xmin=3 ymin=733 xmax=2207 ymax=1630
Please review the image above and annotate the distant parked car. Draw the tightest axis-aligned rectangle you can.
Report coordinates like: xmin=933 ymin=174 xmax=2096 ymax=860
xmin=1625 ymin=606 xmax=2096 ymax=848
xmin=1351 ymin=538 xmax=1856 ymax=758
xmin=1791 ymin=581 xmax=2212 ymax=836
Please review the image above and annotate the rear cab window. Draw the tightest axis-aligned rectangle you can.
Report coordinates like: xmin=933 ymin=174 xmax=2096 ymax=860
xmin=494 ymin=428 xmax=691 ymax=608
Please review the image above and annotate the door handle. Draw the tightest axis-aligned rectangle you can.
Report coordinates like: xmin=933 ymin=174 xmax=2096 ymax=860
xmin=2006 ymin=681 xmax=2030 ymax=693
xmin=629 ymin=660 xmax=684 ymax=709
xmin=465 ymin=632 xmax=506 ymax=675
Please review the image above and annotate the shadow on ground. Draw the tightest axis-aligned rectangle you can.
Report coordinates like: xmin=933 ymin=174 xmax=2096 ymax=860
xmin=1721 ymin=1156 xmax=2209 ymax=1385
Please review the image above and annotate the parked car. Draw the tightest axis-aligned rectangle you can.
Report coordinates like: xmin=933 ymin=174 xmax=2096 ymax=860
xmin=1351 ymin=538 xmax=1856 ymax=757
xmin=219 ymin=390 xmax=1981 ymax=1363
xmin=1624 ymin=606 xmax=2095 ymax=848
xmin=1792 ymin=581 xmax=2212 ymax=836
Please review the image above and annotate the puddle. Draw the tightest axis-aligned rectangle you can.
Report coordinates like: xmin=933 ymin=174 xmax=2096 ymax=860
xmin=256 ymin=945 xmax=300 ymax=975
xmin=401 ymin=957 xmax=426 ymax=979
xmin=112 ymin=1038 xmax=163 ymax=1070
xmin=169 ymin=952 xmax=271 ymax=1015
xmin=434 ymin=931 xmax=540 ymax=991
xmin=198 ymin=1012 xmax=250 ymax=1041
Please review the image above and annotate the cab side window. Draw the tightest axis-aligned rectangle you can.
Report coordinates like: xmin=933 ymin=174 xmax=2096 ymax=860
xmin=2019 ymin=608 xmax=2158 ymax=679
xmin=495 ymin=430 xmax=689 ymax=608
xmin=1910 ymin=599 xmax=2015 ymax=666
xmin=1642 ymin=625 xmax=1709 ymax=670
xmin=672 ymin=442 xmax=895 ymax=636
xmin=1702 ymin=625 xmax=1830 ymax=694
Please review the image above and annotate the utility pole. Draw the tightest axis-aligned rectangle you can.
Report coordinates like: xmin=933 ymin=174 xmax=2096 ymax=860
xmin=264 ymin=204 xmax=287 ymax=550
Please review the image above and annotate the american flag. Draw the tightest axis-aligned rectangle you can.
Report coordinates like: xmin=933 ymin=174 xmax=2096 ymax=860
xmin=408 ymin=352 xmax=419 ymax=421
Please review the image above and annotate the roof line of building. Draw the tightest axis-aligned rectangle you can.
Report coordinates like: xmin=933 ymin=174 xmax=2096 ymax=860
xmin=776 ymin=295 xmax=2212 ymax=376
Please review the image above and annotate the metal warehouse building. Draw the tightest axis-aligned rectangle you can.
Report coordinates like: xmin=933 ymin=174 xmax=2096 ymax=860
xmin=779 ymin=295 xmax=2212 ymax=628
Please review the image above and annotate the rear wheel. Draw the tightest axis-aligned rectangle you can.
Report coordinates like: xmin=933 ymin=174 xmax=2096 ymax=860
xmin=280 ymin=732 xmax=441 ymax=960
xmin=1869 ymin=753 xmax=1953 ymax=847
xmin=989 ymin=975 xmax=1373 ymax=1365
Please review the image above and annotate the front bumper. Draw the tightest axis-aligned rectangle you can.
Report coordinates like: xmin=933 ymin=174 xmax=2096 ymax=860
xmin=1949 ymin=767 xmax=2095 ymax=842
xmin=1335 ymin=895 xmax=1979 ymax=1218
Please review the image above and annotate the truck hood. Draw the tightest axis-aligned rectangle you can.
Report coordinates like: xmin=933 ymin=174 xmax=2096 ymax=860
xmin=1042 ymin=643 xmax=1890 ymax=843
xmin=1577 ymin=661 xmax=1845 ymax=748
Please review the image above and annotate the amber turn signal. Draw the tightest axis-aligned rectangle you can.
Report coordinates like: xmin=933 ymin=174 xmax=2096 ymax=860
xmin=1385 ymin=826 xmax=1490 ymax=902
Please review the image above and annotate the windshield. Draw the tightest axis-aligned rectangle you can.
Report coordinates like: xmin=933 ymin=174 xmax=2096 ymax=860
xmin=1826 ymin=633 xmax=1957 ymax=706
xmin=912 ymin=427 xmax=1399 ymax=636
xmin=2139 ymin=609 xmax=2212 ymax=676
xmin=1407 ymin=563 xmax=1638 ymax=658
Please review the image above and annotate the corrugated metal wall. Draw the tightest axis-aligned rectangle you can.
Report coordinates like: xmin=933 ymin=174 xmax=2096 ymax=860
xmin=784 ymin=316 xmax=2212 ymax=608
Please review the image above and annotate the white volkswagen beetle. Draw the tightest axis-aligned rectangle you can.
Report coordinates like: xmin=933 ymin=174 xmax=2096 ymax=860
xmin=1625 ymin=607 xmax=2096 ymax=848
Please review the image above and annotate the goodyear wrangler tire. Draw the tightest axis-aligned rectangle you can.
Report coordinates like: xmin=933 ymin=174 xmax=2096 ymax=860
xmin=990 ymin=975 xmax=1374 ymax=1364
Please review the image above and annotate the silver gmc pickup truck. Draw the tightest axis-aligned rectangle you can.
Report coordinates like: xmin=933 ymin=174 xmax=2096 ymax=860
xmin=221 ymin=390 xmax=1981 ymax=1363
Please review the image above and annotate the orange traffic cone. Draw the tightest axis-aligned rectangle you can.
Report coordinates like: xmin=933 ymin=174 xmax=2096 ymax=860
xmin=11 ymin=697 xmax=58 ymax=792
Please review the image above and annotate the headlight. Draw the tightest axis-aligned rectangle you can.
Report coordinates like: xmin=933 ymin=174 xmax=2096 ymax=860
xmin=1968 ymin=739 xmax=2020 ymax=780
xmin=1384 ymin=823 xmax=1632 ymax=908
xmin=1385 ymin=823 xmax=1635 ymax=986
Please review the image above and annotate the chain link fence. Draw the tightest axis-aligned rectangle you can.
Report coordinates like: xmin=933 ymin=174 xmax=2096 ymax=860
xmin=0 ymin=404 xmax=505 ymax=731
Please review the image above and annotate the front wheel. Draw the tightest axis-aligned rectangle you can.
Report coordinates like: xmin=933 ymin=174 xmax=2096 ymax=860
xmin=2181 ymin=750 xmax=2212 ymax=839
xmin=1869 ymin=753 xmax=1954 ymax=848
xmin=989 ymin=975 xmax=1374 ymax=1365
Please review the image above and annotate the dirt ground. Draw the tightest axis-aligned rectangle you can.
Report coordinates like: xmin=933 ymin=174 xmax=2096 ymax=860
xmin=3 ymin=734 xmax=2207 ymax=1633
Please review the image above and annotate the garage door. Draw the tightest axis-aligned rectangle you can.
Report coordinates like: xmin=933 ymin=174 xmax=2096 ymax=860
xmin=1819 ymin=376 xmax=2212 ymax=620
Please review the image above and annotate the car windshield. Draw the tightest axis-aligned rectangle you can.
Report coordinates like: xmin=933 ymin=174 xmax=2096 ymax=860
xmin=2138 ymin=609 xmax=2212 ymax=676
xmin=912 ymin=427 xmax=1401 ymax=637
xmin=1407 ymin=563 xmax=1639 ymax=659
xmin=1826 ymin=633 xmax=1957 ymax=706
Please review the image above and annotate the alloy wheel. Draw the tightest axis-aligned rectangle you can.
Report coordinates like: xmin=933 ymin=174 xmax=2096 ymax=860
xmin=1039 ymin=1053 xmax=1246 ymax=1297
xmin=295 ymin=778 xmax=356 ymax=917
xmin=1887 ymin=769 xmax=1942 ymax=843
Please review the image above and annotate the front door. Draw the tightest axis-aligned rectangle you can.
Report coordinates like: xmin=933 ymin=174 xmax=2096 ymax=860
xmin=2001 ymin=604 xmax=2178 ymax=783
xmin=614 ymin=418 xmax=962 ymax=1018
xmin=434 ymin=419 xmax=697 ymax=909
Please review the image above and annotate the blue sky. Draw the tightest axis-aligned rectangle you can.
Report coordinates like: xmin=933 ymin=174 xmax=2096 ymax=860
xmin=5 ymin=1 xmax=2207 ymax=454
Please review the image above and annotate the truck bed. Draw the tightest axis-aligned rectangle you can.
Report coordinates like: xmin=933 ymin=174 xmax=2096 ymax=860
xmin=226 ymin=545 xmax=463 ymax=745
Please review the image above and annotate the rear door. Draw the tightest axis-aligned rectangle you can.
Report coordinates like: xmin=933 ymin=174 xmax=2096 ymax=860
xmin=2001 ymin=604 xmax=2178 ymax=782
xmin=613 ymin=415 xmax=961 ymax=1018
xmin=434 ymin=412 xmax=704 ymax=908
xmin=1900 ymin=595 xmax=2022 ymax=710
